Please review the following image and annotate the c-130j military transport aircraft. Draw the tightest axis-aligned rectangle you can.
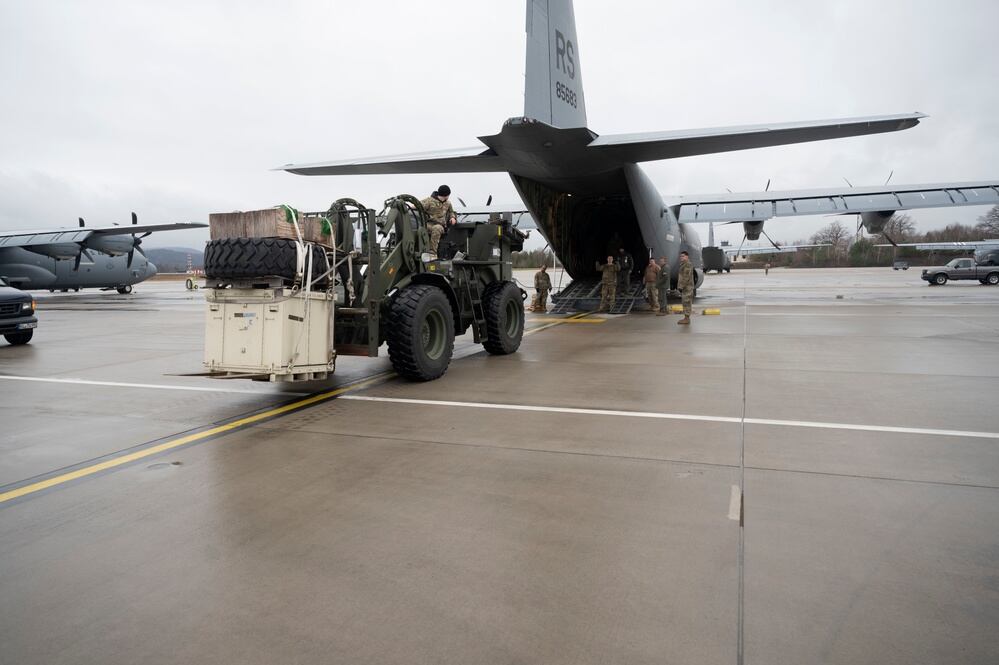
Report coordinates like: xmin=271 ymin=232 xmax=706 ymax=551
xmin=0 ymin=214 xmax=206 ymax=293
xmin=281 ymin=0 xmax=999 ymax=292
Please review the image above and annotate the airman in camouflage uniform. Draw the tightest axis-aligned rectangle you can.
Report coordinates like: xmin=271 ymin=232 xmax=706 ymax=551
xmin=595 ymin=256 xmax=619 ymax=312
xmin=420 ymin=184 xmax=456 ymax=258
xmin=656 ymin=257 xmax=670 ymax=316
xmin=532 ymin=264 xmax=552 ymax=312
xmin=616 ymin=248 xmax=634 ymax=294
xmin=642 ymin=258 xmax=660 ymax=313
xmin=677 ymin=250 xmax=695 ymax=325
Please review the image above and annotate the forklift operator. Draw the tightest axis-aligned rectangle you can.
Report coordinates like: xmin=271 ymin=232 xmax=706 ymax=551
xmin=421 ymin=185 xmax=457 ymax=258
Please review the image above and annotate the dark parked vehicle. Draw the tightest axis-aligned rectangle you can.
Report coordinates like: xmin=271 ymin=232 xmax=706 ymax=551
xmin=0 ymin=277 xmax=37 ymax=344
xmin=921 ymin=258 xmax=999 ymax=286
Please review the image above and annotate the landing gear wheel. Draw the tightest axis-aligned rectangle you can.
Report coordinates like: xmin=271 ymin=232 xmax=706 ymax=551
xmin=482 ymin=281 xmax=525 ymax=355
xmin=5 ymin=330 xmax=33 ymax=345
xmin=117 ymin=285 xmax=132 ymax=294
xmin=933 ymin=273 xmax=948 ymax=285
xmin=986 ymin=272 xmax=999 ymax=286
xmin=387 ymin=284 xmax=455 ymax=381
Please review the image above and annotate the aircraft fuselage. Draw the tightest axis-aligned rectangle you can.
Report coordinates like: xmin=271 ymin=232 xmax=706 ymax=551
xmin=0 ymin=247 xmax=157 ymax=291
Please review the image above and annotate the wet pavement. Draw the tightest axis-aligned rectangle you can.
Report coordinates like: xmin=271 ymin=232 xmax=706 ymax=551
xmin=1 ymin=269 xmax=998 ymax=664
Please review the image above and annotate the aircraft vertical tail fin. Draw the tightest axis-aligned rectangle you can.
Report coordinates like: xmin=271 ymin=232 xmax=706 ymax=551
xmin=524 ymin=0 xmax=587 ymax=128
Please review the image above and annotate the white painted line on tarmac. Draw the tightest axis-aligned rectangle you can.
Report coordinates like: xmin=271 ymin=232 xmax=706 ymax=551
xmin=341 ymin=395 xmax=743 ymax=424
xmin=339 ymin=395 xmax=999 ymax=440
xmin=728 ymin=485 xmax=741 ymax=521
xmin=742 ymin=417 xmax=999 ymax=440
xmin=0 ymin=375 xmax=309 ymax=396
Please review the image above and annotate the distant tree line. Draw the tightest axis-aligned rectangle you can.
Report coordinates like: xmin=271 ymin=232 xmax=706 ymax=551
xmin=743 ymin=204 xmax=999 ymax=269
xmin=512 ymin=248 xmax=561 ymax=269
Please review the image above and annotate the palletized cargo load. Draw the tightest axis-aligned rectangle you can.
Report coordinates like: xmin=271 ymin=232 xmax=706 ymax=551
xmin=203 ymin=288 xmax=334 ymax=382
xmin=209 ymin=206 xmax=333 ymax=248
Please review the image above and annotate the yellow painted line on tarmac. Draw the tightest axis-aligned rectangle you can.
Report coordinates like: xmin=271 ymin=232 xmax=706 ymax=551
xmin=530 ymin=317 xmax=605 ymax=324
xmin=1 ymin=308 xmax=591 ymax=505
xmin=524 ymin=310 xmax=593 ymax=334
xmin=0 ymin=372 xmax=393 ymax=505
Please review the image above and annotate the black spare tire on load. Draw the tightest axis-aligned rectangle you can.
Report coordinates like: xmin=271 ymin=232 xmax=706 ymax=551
xmin=204 ymin=238 xmax=329 ymax=286
xmin=482 ymin=281 xmax=524 ymax=355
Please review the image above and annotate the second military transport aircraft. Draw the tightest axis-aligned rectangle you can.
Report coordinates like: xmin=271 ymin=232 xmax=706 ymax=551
xmin=0 ymin=213 xmax=206 ymax=292
xmin=281 ymin=0 xmax=999 ymax=291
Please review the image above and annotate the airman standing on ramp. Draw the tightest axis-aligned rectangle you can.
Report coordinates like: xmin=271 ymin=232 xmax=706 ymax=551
xmin=677 ymin=251 xmax=694 ymax=325
xmin=642 ymin=258 xmax=660 ymax=313
xmin=656 ymin=257 xmax=670 ymax=316
xmin=532 ymin=264 xmax=552 ymax=312
xmin=596 ymin=256 xmax=619 ymax=312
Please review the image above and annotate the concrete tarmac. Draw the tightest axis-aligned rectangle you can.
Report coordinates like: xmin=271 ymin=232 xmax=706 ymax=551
xmin=1 ymin=268 xmax=998 ymax=664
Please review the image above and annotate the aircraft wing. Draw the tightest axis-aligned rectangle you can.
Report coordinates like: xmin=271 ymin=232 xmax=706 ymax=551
xmin=873 ymin=240 xmax=999 ymax=250
xmin=664 ymin=181 xmax=999 ymax=224
xmin=279 ymin=147 xmax=505 ymax=176
xmin=0 ymin=223 xmax=207 ymax=250
xmin=724 ymin=243 xmax=830 ymax=255
xmin=589 ymin=113 xmax=926 ymax=162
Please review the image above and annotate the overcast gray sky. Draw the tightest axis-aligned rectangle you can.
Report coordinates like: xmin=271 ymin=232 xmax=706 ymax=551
xmin=1 ymin=0 xmax=997 ymax=250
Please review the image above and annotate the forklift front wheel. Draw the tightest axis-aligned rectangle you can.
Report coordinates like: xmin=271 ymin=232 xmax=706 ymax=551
xmin=387 ymin=284 xmax=455 ymax=381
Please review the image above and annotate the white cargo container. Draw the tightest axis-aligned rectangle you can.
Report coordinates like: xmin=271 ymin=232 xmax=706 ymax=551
xmin=204 ymin=288 xmax=334 ymax=381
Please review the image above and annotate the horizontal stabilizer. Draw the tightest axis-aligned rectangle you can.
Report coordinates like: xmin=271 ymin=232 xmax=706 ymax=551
xmin=279 ymin=147 xmax=505 ymax=176
xmin=590 ymin=113 xmax=926 ymax=163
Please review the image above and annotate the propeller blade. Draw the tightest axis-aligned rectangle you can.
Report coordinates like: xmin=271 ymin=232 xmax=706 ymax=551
xmin=79 ymin=217 xmax=85 ymax=228
xmin=139 ymin=231 xmax=152 ymax=239
xmin=881 ymin=230 xmax=898 ymax=247
xmin=134 ymin=244 xmax=147 ymax=259
xmin=765 ymin=178 xmax=771 ymax=192
xmin=486 ymin=195 xmax=492 ymax=206
xmin=131 ymin=212 xmax=138 ymax=225
xmin=842 ymin=177 xmax=854 ymax=188
xmin=885 ymin=170 xmax=894 ymax=186
xmin=457 ymin=197 xmax=467 ymax=207
xmin=127 ymin=249 xmax=134 ymax=268
xmin=74 ymin=252 xmax=82 ymax=271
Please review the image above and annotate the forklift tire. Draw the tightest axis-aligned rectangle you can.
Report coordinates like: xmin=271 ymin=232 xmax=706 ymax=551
xmin=482 ymin=281 xmax=524 ymax=356
xmin=387 ymin=284 xmax=455 ymax=381
xmin=204 ymin=238 xmax=329 ymax=286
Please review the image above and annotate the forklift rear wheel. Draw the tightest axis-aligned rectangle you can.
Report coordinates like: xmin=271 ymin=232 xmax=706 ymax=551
xmin=387 ymin=284 xmax=455 ymax=381
xmin=482 ymin=281 xmax=524 ymax=356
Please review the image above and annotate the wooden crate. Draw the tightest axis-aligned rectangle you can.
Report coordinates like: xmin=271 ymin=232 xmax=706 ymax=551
xmin=209 ymin=208 xmax=333 ymax=247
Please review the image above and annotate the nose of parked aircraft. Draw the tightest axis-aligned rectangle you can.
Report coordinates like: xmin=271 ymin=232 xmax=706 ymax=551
xmin=147 ymin=261 xmax=158 ymax=277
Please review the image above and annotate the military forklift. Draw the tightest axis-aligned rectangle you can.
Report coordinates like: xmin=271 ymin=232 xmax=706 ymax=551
xmin=201 ymin=195 xmax=528 ymax=382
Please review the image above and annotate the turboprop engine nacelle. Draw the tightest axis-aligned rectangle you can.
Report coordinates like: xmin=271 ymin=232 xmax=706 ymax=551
xmin=743 ymin=221 xmax=765 ymax=241
xmin=84 ymin=235 xmax=134 ymax=256
xmin=25 ymin=243 xmax=82 ymax=260
xmin=860 ymin=211 xmax=894 ymax=234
